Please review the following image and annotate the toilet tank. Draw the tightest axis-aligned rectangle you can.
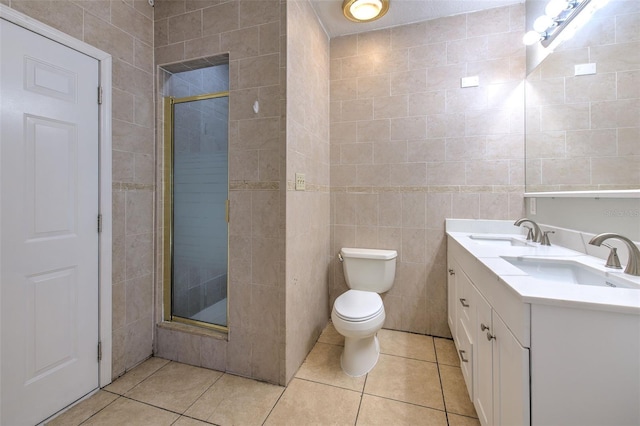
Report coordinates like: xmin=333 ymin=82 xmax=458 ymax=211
xmin=340 ymin=248 xmax=397 ymax=293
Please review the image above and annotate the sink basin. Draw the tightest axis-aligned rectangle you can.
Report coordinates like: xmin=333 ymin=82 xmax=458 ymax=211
xmin=469 ymin=234 xmax=535 ymax=247
xmin=501 ymin=256 xmax=639 ymax=289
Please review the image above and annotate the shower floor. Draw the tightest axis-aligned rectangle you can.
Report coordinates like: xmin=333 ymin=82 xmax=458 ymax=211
xmin=191 ymin=298 xmax=227 ymax=326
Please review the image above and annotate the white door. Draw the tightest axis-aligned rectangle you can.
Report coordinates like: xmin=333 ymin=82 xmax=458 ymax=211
xmin=1 ymin=19 xmax=100 ymax=425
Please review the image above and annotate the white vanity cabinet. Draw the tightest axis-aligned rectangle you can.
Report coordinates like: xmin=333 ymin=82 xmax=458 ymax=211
xmin=448 ymin=236 xmax=530 ymax=426
xmin=446 ymin=220 xmax=640 ymax=426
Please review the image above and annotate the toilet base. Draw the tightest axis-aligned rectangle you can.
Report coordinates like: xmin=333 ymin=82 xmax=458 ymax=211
xmin=340 ymin=333 xmax=380 ymax=377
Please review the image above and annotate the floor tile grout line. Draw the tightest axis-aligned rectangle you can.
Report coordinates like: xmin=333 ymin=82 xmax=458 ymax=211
xmin=101 ymin=393 xmax=197 ymax=421
xmin=294 ymin=374 xmax=451 ymax=415
xmin=170 ymin=412 xmax=217 ymax=425
xmin=261 ymin=380 xmax=288 ymax=426
xmin=361 ymin=392 xmax=450 ymax=414
xmin=379 ymin=351 xmax=440 ymax=364
xmin=121 ymin=368 xmax=227 ymax=422
xmin=432 ymin=337 xmax=452 ymax=426
xmin=78 ymin=393 xmax=197 ymax=425
xmin=180 ymin=370 xmax=226 ymax=420
xmin=73 ymin=393 xmax=122 ymax=426
xmin=102 ymin=365 xmax=214 ymax=421
xmin=353 ymin=371 xmax=370 ymax=425
xmin=293 ymin=376 xmax=364 ymax=394
xmin=110 ymin=359 xmax=176 ymax=398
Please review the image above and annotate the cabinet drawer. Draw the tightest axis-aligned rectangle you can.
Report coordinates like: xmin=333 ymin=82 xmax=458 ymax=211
xmin=457 ymin=268 xmax=474 ymax=332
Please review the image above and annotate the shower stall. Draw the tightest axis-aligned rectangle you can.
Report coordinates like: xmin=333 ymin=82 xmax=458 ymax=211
xmin=162 ymin=64 xmax=229 ymax=330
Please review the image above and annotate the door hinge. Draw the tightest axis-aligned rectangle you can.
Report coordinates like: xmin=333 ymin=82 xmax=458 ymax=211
xmin=97 ymin=86 xmax=103 ymax=105
xmin=97 ymin=214 xmax=102 ymax=233
xmin=98 ymin=341 xmax=102 ymax=362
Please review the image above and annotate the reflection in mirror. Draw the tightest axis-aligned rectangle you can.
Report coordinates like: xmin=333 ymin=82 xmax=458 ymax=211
xmin=525 ymin=0 xmax=639 ymax=193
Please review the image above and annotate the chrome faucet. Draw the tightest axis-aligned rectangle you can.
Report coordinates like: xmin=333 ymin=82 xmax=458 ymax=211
xmin=514 ymin=218 xmax=542 ymax=244
xmin=541 ymin=230 xmax=555 ymax=246
xmin=589 ymin=233 xmax=640 ymax=276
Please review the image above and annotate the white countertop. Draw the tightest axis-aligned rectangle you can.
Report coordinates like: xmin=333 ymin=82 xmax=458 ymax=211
xmin=446 ymin=220 xmax=640 ymax=314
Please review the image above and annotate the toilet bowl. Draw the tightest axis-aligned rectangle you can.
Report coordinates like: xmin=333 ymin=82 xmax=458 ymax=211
xmin=332 ymin=248 xmax=397 ymax=377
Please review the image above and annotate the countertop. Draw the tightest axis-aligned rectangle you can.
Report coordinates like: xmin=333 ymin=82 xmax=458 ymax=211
xmin=446 ymin=219 xmax=640 ymax=314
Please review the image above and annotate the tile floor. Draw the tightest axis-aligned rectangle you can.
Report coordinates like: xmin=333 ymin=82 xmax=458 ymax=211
xmin=47 ymin=324 xmax=479 ymax=426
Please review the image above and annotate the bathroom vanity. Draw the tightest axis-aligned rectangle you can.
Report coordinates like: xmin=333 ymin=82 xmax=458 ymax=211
xmin=446 ymin=219 xmax=640 ymax=426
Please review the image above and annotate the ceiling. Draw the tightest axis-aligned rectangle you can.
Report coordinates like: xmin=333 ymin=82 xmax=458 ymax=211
xmin=310 ymin=0 xmax=524 ymax=38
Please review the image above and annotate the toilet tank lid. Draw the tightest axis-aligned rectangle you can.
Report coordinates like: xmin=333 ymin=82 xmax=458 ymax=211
xmin=340 ymin=247 xmax=397 ymax=260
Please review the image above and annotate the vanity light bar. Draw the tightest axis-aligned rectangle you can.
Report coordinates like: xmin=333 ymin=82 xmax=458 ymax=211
xmin=541 ymin=0 xmax=589 ymax=47
xmin=523 ymin=0 xmax=608 ymax=47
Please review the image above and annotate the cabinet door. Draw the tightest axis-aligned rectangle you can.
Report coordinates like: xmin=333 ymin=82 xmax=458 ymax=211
xmin=473 ymin=287 xmax=493 ymax=426
xmin=457 ymin=317 xmax=474 ymax=399
xmin=492 ymin=313 xmax=530 ymax=426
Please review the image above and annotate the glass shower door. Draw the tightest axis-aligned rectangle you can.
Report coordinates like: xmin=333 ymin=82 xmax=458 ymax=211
xmin=164 ymin=93 xmax=229 ymax=330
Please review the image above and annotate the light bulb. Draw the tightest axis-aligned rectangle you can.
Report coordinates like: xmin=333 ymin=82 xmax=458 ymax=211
xmin=545 ymin=0 xmax=568 ymax=17
xmin=533 ymin=15 xmax=554 ymax=32
xmin=523 ymin=30 xmax=543 ymax=46
xmin=350 ymin=0 xmax=383 ymax=21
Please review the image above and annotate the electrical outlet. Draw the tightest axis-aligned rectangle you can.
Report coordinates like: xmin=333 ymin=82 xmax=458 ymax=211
xmin=295 ymin=173 xmax=305 ymax=191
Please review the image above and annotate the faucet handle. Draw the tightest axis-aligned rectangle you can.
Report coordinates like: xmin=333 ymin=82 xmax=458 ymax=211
xmin=541 ymin=230 xmax=555 ymax=246
xmin=523 ymin=226 xmax=534 ymax=241
xmin=602 ymin=243 xmax=623 ymax=269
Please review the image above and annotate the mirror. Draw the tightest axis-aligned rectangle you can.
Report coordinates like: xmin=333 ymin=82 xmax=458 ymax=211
xmin=525 ymin=0 xmax=639 ymax=193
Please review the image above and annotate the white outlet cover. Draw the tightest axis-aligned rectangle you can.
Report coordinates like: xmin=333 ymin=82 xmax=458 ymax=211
xmin=575 ymin=63 xmax=596 ymax=76
xmin=461 ymin=76 xmax=479 ymax=88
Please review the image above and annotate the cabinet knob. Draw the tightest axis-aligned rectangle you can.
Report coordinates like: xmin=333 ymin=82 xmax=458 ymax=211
xmin=459 ymin=298 xmax=469 ymax=307
xmin=487 ymin=332 xmax=496 ymax=341
xmin=481 ymin=323 xmax=490 ymax=331
xmin=459 ymin=349 xmax=469 ymax=363
xmin=448 ymin=268 xmax=455 ymax=275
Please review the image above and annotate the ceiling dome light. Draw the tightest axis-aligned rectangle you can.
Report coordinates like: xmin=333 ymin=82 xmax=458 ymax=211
xmin=343 ymin=0 xmax=390 ymax=23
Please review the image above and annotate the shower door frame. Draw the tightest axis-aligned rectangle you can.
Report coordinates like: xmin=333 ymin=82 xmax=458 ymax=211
xmin=163 ymin=92 xmax=230 ymax=332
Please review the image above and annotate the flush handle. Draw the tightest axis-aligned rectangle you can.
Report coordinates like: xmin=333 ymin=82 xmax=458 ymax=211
xmin=459 ymin=350 xmax=469 ymax=363
xmin=459 ymin=298 xmax=469 ymax=307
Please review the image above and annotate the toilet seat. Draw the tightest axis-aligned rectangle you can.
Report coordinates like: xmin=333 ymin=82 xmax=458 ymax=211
xmin=333 ymin=290 xmax=383 ymax=322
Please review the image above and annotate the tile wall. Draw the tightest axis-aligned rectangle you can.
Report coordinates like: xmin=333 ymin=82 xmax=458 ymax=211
xmin=153 ymin=0 xmax=288 ymax=384
xmin=285 ymin=0 xmax=331 ymax=383
xmin=329 ymin=4 xmax=527 ymax=338
xmin=525 ymin=1 xmax=640 ymax=191
xmin=3 ymin=0 xmax=156 ymax=379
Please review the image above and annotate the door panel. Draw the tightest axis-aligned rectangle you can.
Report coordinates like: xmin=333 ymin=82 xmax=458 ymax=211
xmin=473 ymin=285 xmax=493 ymax=426
xmin=1 ymin=18 xmax=100 ymax=425
xmin=26 ymin=115 xmax=78 ymax=237
xmin=492 ymin=312 xmax=530 ymax=426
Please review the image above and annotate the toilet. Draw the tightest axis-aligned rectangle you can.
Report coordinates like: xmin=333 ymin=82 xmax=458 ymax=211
xmin=332 ymin=247 xmax=397 ymax=377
